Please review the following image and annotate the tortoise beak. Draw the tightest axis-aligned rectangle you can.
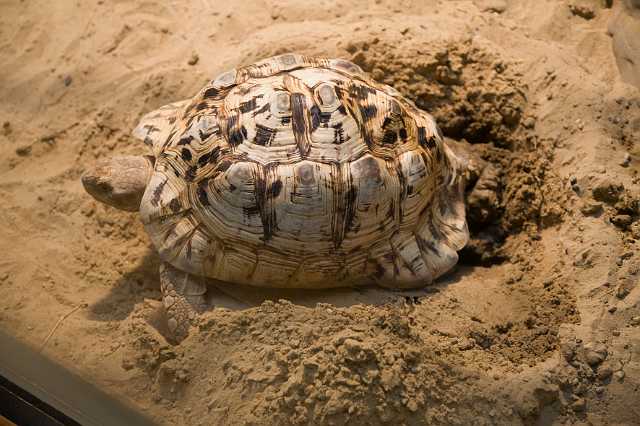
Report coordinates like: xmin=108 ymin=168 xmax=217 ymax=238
xmin=82 ymin=155 xmax=154 ymax=212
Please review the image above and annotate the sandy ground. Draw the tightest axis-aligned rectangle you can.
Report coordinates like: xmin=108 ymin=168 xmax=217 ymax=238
xmin=1 ymin=0 xmax=640 ymax=424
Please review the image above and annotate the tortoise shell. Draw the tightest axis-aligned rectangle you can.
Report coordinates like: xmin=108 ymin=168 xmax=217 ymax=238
xmin=133 ymin=54 xmax=469 ymax=289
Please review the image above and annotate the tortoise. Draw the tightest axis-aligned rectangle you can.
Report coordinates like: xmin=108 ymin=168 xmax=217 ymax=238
xmin=82 ymin=54 xmax=475 ymax=341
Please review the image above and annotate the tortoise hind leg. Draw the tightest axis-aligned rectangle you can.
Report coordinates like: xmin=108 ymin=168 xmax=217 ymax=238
xmin=159 ymin=262 xmax=207 ymax=342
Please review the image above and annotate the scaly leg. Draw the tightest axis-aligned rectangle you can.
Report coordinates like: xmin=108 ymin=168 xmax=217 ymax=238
xmin=159 ymin=262 xmax=207 ymax=342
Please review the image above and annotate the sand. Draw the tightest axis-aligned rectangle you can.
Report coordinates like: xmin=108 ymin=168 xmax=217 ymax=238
xmin=1 ymin=0 xmax=639 ymax=424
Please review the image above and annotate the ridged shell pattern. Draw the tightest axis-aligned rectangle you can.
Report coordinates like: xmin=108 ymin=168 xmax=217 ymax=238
xmin=136 ymin=54 xmax=469 ymax=289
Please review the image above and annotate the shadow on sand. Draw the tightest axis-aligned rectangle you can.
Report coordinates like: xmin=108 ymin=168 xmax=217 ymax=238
xmin=87 ymin=252 xmax=161 ymax=321
xmin=88 ymin=250 xmax=476 ymax=321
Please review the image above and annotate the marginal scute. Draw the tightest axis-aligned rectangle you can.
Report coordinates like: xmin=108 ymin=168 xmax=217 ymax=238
xmin=329 ymin=58 xmax=365 ymax=76
xmin=413 ymin=145 xmax=469 ymax=281
xmin=276 ymin=53 xmax=302 ymax=68
xmin=132 ymin=100 xmax=190 ymax=156
xmin=137 ymin=54 xmax=469 ymax=289
xmin=212 ymin=69 xmax=237 ymax=88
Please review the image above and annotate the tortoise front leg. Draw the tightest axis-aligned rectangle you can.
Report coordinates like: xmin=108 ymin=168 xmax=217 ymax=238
xmin=159 ymin=262 xmax=207 ymax=342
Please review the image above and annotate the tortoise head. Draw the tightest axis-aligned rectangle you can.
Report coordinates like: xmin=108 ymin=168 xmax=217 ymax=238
xmin=81 ymin=155 xmax=155 ymax=212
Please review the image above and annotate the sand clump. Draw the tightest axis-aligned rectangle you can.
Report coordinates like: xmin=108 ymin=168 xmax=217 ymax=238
xmin=344 ymin=34 xmax=570 ymax=263
xmin=1 ymin=0 xmax=640 ymax=425
xmin=346 ymin=37 xmax=527 ymax=148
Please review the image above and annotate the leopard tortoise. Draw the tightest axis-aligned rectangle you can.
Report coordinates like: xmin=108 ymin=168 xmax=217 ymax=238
xmin=82 ymin=54 xmax=473 ymax=341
